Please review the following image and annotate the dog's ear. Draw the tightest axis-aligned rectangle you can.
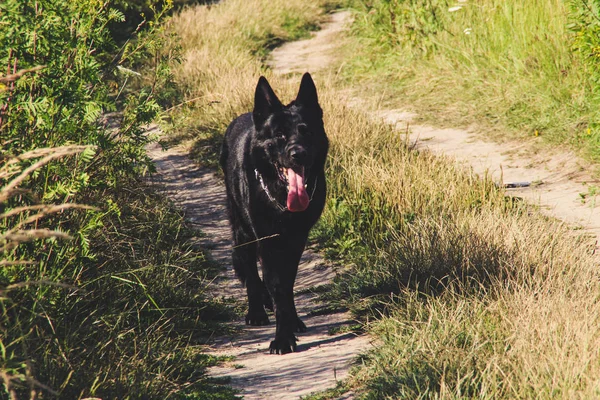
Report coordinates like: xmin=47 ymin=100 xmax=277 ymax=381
xmin=253 ymin=76 xmax=282 ymax=130
xmin=295 ymin=73 xmax=321 ymax=115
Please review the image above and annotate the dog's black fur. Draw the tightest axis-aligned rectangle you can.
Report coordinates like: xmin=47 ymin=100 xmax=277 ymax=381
xmin=219 ymin=73 xmax=328 ymax=354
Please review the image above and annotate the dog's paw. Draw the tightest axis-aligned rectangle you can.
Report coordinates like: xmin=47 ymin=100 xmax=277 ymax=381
xmin=295 ymin=316 xmax=307 ymax=333
xmin=269 ymin=336 xmax=298 ymax=355
xmin=245 ymin=310 xmax=270 ymax=326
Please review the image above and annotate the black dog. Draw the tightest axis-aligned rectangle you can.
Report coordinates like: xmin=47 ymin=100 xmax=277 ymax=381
xmin=219 ymin=73 xmax=328 ymax=354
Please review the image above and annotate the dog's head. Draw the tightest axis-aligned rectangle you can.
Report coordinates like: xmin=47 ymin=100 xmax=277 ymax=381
xmin=251 ymin=73 xmax=328 ymax=212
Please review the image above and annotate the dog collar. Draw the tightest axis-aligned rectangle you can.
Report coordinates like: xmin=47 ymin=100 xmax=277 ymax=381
xmin=254 ymin=168 xmax=318 ymax=212
xmin=255 ymin=169 xmax=287 ymax=212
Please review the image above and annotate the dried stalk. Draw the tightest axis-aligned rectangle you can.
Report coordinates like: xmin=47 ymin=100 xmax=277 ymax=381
xmin=0 ymin=65 xmax=46 ymax=84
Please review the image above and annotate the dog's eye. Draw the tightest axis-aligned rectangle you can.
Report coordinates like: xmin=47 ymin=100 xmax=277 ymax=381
xmin=298 ymin=123 xmax=311 ymax=136
xmin=275 ymin=133 xmax=286 ymax=141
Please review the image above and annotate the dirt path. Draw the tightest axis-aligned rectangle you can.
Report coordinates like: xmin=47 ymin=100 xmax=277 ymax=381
xmin=269 ymin=11 xmax=350 ymax=75
xmin=270 ymin=11 xmax=600 ymax=245
xmin=146 ymin=16 xmax=371 ymax=394
xmin=379 ymin=111 xmax=600 ymax=242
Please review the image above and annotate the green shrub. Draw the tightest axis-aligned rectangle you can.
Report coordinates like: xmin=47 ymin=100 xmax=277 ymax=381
xmin=0 ymin=1 xmax=238 ymax=398
xmin=0 ymin=0 xmax=172 ymax=184
xmin=571 ymin=1 xmax=600 ymax=83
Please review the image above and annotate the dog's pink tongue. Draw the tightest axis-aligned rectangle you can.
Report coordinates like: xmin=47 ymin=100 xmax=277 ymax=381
xmin=287 ymin=167 xmax=309 ymax=212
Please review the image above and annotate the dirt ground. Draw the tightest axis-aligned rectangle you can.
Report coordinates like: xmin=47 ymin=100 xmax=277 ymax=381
xmin=377 ymin=110 xmax=600 ymax=243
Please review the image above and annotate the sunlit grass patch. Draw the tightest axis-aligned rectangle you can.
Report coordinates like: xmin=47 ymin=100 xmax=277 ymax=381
xmin=163 ymin=0 xmax=339 ymax=167
xmin=339 ymin=0 xmax=600 ymax=165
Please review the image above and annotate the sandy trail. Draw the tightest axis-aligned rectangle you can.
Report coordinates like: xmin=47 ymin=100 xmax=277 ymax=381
xmin=146 ymin=143 xmax=368 ymax=399
xmin=379 ymin=111 xmax=600 ymax=242
xmin=270 ymin=10 xmax=599 ymax=245
xmin=145 ymin=13 xmax=371 ymax=398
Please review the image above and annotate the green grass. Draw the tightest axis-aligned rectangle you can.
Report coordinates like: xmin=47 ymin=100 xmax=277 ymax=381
xmin=350 ymin=291 xmax=508 ymax=399
xmin=339 ymin=0 xmax=600 ymax=167
xmin=1 ymin=173 xmax=239 ymax=398
xmin=301 ymin=381 xmax=352 ymax=400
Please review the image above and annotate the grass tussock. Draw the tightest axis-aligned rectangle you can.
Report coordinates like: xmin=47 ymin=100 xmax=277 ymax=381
xmin=340 ymin=0 xmax=600 ymax=164
xmin=167 ymin=0 xmax=600 ymax=398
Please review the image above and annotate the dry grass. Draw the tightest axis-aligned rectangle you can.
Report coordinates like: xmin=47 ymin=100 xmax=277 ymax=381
xmin=167 ymin=0 xmax=600 ymax=397
xmin=164 ymin=0 xmax=337 ymax=165
xmin=319 ymin=87 xmax=600 ymax=398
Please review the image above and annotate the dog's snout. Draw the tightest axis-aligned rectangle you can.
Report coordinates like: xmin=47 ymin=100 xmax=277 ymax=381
xmin=289 ymin=147 xmax=307 ymax=162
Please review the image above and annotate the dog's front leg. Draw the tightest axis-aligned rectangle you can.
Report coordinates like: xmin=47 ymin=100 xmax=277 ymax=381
xmin=269 ymin=284 xmax=297 ymax=354
xmin=260 ymin=243 xmax=301 ymax=355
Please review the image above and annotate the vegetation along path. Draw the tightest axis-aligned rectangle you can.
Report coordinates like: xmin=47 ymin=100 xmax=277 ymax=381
xmin=270 ymin=10 xmax=600 ymax=245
